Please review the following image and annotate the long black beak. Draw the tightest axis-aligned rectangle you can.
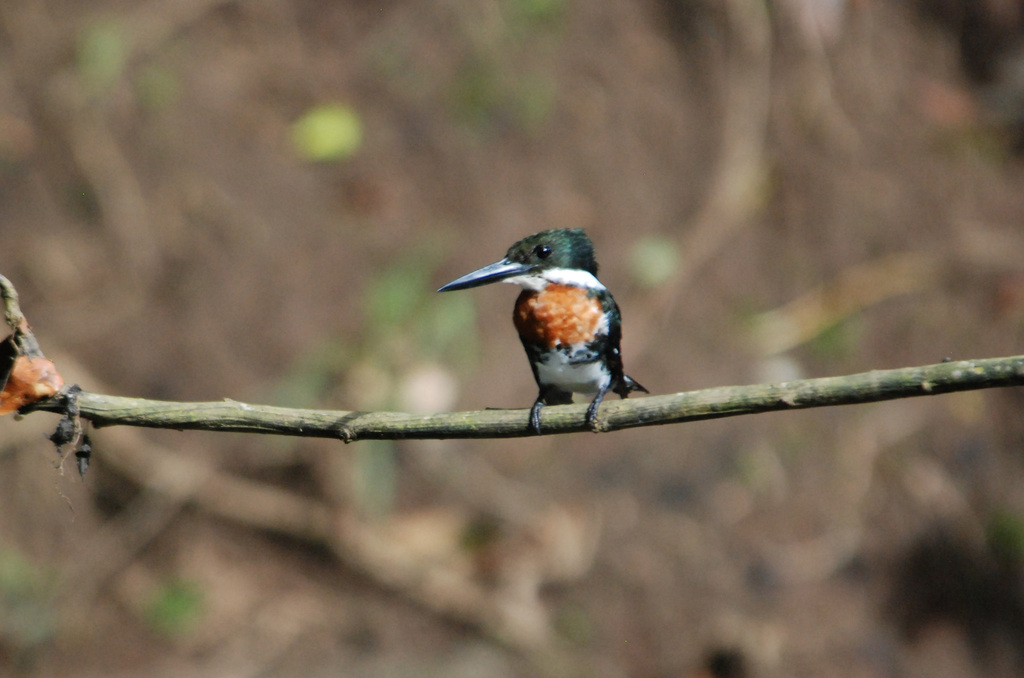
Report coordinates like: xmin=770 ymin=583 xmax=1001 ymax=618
xmin=437 ymin=258 xmax=533 ymax=292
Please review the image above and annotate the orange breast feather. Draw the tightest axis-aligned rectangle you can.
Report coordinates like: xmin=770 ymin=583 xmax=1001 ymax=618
xmin=514 ymin=284 xmax=603 ymax=348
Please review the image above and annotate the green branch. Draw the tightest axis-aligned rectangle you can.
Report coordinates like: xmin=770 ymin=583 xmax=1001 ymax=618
xmin=23 ymin=355 xmax=1024 ymax=441
xmin=6 ymin=273 xmax=1024 ymax=441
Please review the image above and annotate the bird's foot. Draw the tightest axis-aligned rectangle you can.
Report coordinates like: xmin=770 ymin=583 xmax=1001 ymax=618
xmin=585 ymin=389 xmax=607 ymax=432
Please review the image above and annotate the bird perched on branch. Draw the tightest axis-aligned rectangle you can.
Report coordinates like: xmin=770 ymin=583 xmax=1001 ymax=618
xmin=438 ymin=228 xmax=647 ymax=434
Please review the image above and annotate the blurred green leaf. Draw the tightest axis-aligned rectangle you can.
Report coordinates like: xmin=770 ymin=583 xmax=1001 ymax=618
xmin=510 ymin=0 xmax=567 ymax=27
xmin=145 ymin=579 xmax=204 ymax=636
xmin=136 ymin=63 xmax=180 ymax=110
xmin=514 ymin=72 xmax=557 ymax=132
xmin=461 ymin=515 xmax=502 ymax=551
xmin=292 ymin=104 xmax=363 ymax=162
xmin=807 ymin=315 xmax=862 ymax=360
xmin=0 ymin=548 xmax=56 ymax=646
xmin=452 ymin=61 xmax=503 ymax=128
xmin=420 ymin=293 xmax=478 ymax=362
xmin=987 ymin=510 xmax=1024 ymax=563
xmin=273 ymin=339 xmax=351 ymax=408
xmin=272 ymin=250 xmax=473 ymax=415
xmin=554 ymin=604 xmax=593 ymax=645
xmin=78 ymin=20 xmax=127 ymax=94
xmin=0 ymin=549 xmax=38 ymax=597
xmin=629 ymin=235 xmax=680 ymax=288
xmin=365 ymin=262 xmax=430 ymax=334
xmin=504 ymin=0 xmax=567 ymax=41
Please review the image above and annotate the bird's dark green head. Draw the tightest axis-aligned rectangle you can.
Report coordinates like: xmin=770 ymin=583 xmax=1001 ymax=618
xmin=505 ymin=228 xmax=598 ymax=276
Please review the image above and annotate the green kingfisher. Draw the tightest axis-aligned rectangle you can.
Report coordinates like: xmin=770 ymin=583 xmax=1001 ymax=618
xmin=438 ymin=228 xmax=647 ymax=434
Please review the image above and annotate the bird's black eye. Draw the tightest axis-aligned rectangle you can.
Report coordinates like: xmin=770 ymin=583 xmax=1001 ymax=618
xmin=534 ymin=244 xmax=552 ymax=259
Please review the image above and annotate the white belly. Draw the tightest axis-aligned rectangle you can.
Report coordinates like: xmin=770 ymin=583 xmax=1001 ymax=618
xmin=534 ymin=351 xmax=611 ymax=396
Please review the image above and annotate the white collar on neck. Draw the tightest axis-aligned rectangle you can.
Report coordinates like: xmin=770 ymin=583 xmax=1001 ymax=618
xmin=501 ymin=267 xmax=606 ymax=292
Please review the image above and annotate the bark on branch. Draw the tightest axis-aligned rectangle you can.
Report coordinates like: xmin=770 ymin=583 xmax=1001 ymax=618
xmin=22 ymin=355 xmax=1024 ymax=441
xmin=6 ymin=273 xmax=1023 ymax=441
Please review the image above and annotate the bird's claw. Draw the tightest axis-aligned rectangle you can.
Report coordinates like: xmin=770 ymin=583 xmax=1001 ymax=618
xmin=585 ymin=400 xmax=601 ymax=432
xmin=584 ymin=387 xmax=608 ymax=432
xmin=529 ymin=400 xmax=544 ymax=435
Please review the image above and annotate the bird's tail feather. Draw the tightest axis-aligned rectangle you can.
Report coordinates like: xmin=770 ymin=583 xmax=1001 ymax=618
xmin=617 ymin=374 xmax=648 ymax=397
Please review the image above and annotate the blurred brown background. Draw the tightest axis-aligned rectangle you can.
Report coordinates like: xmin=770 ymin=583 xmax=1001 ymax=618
xmin=4 ymin=0 xmax=1024 ymax=676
